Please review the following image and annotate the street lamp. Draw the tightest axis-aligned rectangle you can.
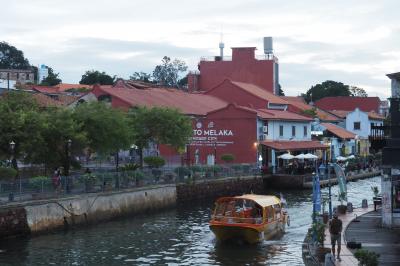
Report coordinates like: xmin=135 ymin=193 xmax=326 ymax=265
xmin=319 ymin=163 xmax=332 ymax=219
xmin=66 ymin=139 xmax=72 ymax=193
xmin=9 ymin=141 xmax=16 ymax=202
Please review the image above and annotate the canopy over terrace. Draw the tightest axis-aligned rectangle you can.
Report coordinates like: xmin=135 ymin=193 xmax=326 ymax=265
xmin=260 ymin=140 xmax=327 ymax=174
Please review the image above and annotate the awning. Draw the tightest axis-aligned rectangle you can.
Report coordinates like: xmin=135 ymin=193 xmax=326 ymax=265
xmin=261 ymin=140 xmax=327 ymax=151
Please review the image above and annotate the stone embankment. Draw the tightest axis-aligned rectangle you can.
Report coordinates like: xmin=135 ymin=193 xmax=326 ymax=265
xmin=0 ymin=176 xmax=263 ymax=239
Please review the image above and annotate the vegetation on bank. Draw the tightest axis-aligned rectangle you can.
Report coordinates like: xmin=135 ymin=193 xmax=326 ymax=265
xmin=0 ymin=91 xmax=192 ymax=178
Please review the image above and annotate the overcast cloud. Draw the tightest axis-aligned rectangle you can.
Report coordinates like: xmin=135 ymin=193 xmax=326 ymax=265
xmin=2 ymin=0 xmax=399 ymax=98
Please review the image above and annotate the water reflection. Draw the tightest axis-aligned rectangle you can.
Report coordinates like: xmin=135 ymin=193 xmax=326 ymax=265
xmin=0 ymin=177 xmax=380 ymax=266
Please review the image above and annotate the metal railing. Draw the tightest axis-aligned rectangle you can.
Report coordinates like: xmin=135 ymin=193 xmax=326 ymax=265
xmin=0 ymin=164 xmax=261 ymax=205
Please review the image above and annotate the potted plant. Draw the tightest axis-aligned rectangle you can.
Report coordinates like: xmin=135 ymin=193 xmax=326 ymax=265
xmin=371 ymin=186 xmax=382 ymax=211
xmin=354 ymin=249 xmax=380 ymax=266
xmin=134 ymin=170 xmax=145 ymax=187
xmin=337 ymin=192 xmax=347 ymax=214
xmin=29 ymin=176 xmax=52 ymax=199
xmin=312 ymin=222 xmax=331 ymax=262
xmin=144 ymin=156 xmax=165 ymax=183
xmin=80 ymin=173 xmax=97 ymax=192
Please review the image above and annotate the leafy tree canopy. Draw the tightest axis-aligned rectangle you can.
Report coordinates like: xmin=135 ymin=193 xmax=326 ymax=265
xmin=74 ymin=102 xmax=132 ymax=155
xmin=304 ymin=80 xmax=368 ymax=103
xmin=152 ymin=56 xmax=188 ymax=88
xmin=129 ymin=71 xmax=153 ymax=83
xmin=80 ymin=70 xmax=115 ymax=85
xmin=40 ymin=66 xmax=62 ymax=86
xmin=0 ymin=42 xmax=31 ymax=69
xmin=128 ymin=106 xmax=192 ymax=151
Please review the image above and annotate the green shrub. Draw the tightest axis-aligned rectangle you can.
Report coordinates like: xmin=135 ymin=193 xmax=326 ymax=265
xmin=311 ymin=222 xmax=326 ymax=246
xmin=133 ymin=170 xmax=145 ymax=181
xmin=29 ymin=176 xmax=52 ymax=191
xmin=354 ymin=249 xmax=380 ymax=266
xmin=220 ymin=153 xmax=235 ymax=163
xmin=0 ymin=167 xmax=17 ymax=181
xmin=121 ymin=163 xmax=140 ymax=171
xmin=144 ymin=156 xmax=166 ymax=168
xmin=189 ymin=165 xmax=202 ymax=173
xmin=79 ymin=173 xmax=97 ymax=183
xmin=174 ymin=166 xmax=191 ymax=179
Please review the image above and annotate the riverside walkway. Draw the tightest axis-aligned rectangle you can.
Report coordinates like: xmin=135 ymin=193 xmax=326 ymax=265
xmin=345 ymin=209 xmax=400 ymax=266
xmin=323 ymin=206 xmax=374 ymax=266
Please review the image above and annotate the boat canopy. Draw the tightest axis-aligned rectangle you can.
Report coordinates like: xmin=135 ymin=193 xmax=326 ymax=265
xmin=217 ymin=194 xmax=281 ymax=208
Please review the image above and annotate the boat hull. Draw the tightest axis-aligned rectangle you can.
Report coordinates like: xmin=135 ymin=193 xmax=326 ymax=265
xmin=210 ymin=220 xmax=286 ymax=244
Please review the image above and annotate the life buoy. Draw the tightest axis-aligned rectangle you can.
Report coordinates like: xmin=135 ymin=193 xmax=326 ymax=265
xmin=287 ymin=215 xmax=290 ymax=226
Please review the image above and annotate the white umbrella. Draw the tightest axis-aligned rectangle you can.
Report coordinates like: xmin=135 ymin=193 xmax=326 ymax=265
xmin=347 ymin=155 xmax=355 ymax=159
xmin=295 ymin=153 xmax=306 ymax=159
xmin=304 ymin=153 xmax=318 ymax=159
xmin=278 ymin=153 xmax=294 ymax=160
xmin=336 ymin=156 xmax=347 ymax=161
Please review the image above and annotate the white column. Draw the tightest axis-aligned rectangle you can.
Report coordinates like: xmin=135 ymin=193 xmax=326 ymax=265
xmin=271 ymin=149 xmax=276 ymax=174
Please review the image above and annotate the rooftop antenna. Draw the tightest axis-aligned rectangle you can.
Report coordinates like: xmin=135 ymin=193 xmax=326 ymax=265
xmin=219 ymin=28 xmax=224 ymax=60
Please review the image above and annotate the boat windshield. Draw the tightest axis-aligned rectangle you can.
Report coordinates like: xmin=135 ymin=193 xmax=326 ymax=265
xmin=212 ymin=199 xmax=263 ymax=224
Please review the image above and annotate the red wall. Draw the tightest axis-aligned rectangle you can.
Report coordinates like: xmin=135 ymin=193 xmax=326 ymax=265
xmin=205 ymin=80 xmax=267 ymax=109
xmin=195 ymin=48 xmax=275 ymax=93
xmin=190 ymin=104 xmax=258 ymax=164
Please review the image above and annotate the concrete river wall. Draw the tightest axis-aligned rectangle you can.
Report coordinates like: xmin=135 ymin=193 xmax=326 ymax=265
xmin=0 ymin=176 xmax=263 ymax=239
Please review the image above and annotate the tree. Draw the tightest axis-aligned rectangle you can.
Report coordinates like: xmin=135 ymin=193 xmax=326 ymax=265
xmin=277 ymin=84 xmax=285 ymax=96
xmin=0 ymin=42 xmax=31 ymax=69
xmin=74 ymin=102 xmax=132 ymax=157
xmin=349 ymin=86 xmax=368 ymax=97
xmin=152 ymin=56 xmax=188 ymax=87
xmin=80 ymin=70 xmax=115 ymax=85
xmin=304 ymin=80 xmax=351 ymax=103
xmin=128 ymin=106 xmax=192 ymax=166
xmin=40 ymin=108 xmax=86 ymax=175
xmin=301 ymin=108 xmax=318 ymax=118
xmin=40 ymin=67 xmax=62 ymax=86
xmin=129 ymin=72 xmax=153 ymax=83
xmin=0 ymin=92 xmax=47 ymax=169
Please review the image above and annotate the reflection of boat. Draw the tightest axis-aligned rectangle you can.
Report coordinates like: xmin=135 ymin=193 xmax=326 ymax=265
xmin=209 ymin=194 xmax=289 ymax=244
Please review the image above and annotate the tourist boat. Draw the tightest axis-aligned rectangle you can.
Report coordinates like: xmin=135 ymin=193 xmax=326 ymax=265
xmin=209 ymin=194 xmax=289 ymax=244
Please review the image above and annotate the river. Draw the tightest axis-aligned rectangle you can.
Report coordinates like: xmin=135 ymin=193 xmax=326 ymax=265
xmin=0 ymin=176 xmax=380 ymax=266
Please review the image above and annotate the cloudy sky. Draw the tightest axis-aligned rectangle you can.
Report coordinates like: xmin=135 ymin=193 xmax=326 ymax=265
xmin=2 ymin=0 xmax=399 ymax=98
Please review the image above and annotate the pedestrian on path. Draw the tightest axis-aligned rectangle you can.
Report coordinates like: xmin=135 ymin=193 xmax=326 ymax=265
xmin=329 ymin=213 xmax=343 ymax=261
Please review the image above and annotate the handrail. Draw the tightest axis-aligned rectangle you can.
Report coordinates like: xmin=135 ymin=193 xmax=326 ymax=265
xmin=211 ymin=214 xmax=263 ymax=224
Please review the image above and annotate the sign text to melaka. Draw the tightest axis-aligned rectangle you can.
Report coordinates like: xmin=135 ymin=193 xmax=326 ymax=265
xmin=193 ymin=129 xmax=234 ymax=136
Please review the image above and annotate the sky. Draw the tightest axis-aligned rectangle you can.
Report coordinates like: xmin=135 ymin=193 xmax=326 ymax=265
xmin=2 ymin=0 xmax=399 ymax=98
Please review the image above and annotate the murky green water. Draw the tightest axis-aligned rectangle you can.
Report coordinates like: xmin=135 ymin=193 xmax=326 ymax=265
xmin=0 ymin=177 xmax=380 ymax=265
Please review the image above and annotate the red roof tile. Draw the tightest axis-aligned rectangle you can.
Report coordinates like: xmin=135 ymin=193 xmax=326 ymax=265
xmin=31 ymin=86 xmax=60 ymax=94
xmin=368 ymin=111 xmax=384 ymax=120
xmin=261 ymin=140 xmax=327 ymax=150
xmin=257 ymin=109 xmax=313 ymax=121
xmin=315 ymin=96 xmax=380 ymax=113
xmin=56 ymin=83 xmax=92 ymax=91
xmin=95 ymin=86 xmax=227 ymax=115
xmin=31 ymin=93 xmax=62 ymax=107
xmin=230 ymin=81 xmax=288 ymax=105
xmin=329 ymin=110 xmax=350 ymax=118
xmin=283 ymin=96 xmax=340 ymax=122
xmin=321 ymin=123 xmax=356 ymax=139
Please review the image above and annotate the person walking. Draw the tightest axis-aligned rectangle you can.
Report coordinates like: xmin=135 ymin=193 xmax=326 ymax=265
xmin=329 ymin=213 xmax=343 ymax=261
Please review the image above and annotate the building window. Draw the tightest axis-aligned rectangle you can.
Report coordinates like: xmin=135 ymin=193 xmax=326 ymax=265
xmin=279 ymin=125 xmax=283 ymax=137
xmin=292 ymin=126 xmax=296 ymax=137
xmin=304 ymin=126 xmax=307 ymax=137
xmin=354 ymin=122 xmax=361 ymax=130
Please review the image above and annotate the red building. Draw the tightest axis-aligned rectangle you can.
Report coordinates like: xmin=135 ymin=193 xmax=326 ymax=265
xmin=188 ymin=47 xmax=279 ymax=94
xmin=315 ymin=96 xmax=380 ymax=113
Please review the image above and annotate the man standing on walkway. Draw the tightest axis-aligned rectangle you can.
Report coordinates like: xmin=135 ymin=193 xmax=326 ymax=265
xmin=329 ymin=213 xmax=343 ymax=261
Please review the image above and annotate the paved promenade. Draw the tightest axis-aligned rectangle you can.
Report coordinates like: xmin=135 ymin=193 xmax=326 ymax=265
xmin=345 ymin=209 xmax=400 ymax=266
xmin=323 ymin=205 xmax=374 ymax=266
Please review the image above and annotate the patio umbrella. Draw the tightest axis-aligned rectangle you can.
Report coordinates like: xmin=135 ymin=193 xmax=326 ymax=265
xmin=336 ymin=156 xmax=347 ymax=161
xmin=295 ymin=153 xmax=306 ymax=159
xmin=278 ymin=153 xmax=294 ymax=160
xmin=304 ymin=153 xmax=318 ymax=159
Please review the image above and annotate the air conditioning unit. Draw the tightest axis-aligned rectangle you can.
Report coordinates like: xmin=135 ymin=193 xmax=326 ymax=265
xmin=262 ymin=126 xmax=268 ymax=133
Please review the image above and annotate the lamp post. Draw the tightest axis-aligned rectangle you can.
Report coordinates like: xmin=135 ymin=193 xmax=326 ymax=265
xmin=319 ymin=163 xmax=332 ymax=218
xmin=66 ymin=139 xmax=72 ymax=193
xmin=9 ymin=141 xmax=16 ymax=202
